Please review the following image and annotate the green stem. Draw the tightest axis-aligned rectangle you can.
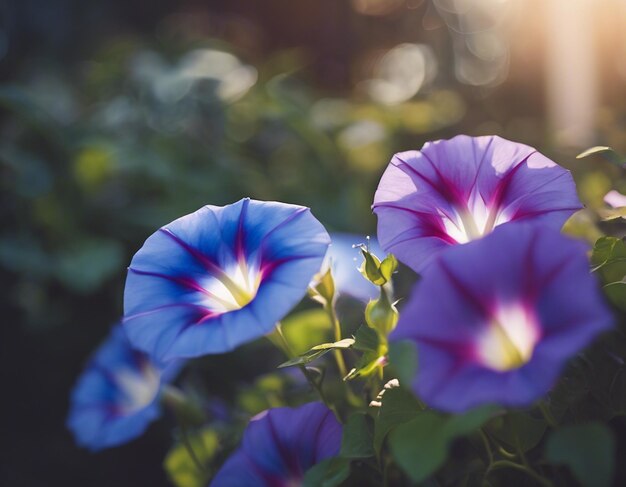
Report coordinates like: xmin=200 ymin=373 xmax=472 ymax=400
xmin=179 ymin=422 xmax=207 ymax=473
xmin=325 ymin=302 xmax=348 ymax=377
xmin=479 ymin=429 xmax=493 ymax=466
xmin=161 ymin=386 xmax=207 ymax=474
xmin=486 ymin=460 xmax=553 ymax=487
xmin=269 ymin=323 xmax=335 ymax=413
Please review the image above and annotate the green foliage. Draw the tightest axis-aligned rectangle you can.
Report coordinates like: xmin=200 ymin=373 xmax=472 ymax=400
xmin=546 ymin=422 xmax=615 ymax=487
xmin=360 ymin=250 xmax=386 ymax=285
xmin=591 ymin=237 xmax=626 ymax=311
xmin=164 ymin=428 xmax=219 ymax=487
xmin=577 ymin=146 xmax=625 ymax=168
xmin=373 ymin=387 xmax=421 ymax=455
xmin=388 ymin=406 xmax=497 ymax=483
xmin=364 ymin=288 xmax=398 ymax=336
xmin=340 ymin=413 xmax=375 ymax=459
xmin=353 ymin=325 xmax=380 ymax=353
xmin=486 ymin=412 xmax=547 ymax=452
xmin=359 ymin=250 xmax=397 ymax=286
xmin=281 ymin=309 xmax=333 ymax=355
xmin=278 ymin=338 xmax=355 ymax=368
xmin=387 ymin=340 xmax=418 ymax=386
xmin=303 ymin=457 xmax=351 ymax=487
xmin=309 ymin=267 xmax=336 ymax=306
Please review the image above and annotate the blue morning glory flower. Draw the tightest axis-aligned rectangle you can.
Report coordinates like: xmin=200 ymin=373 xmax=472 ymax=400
xmin=392 ymin=223 xmax=613 ymax=413
xmin=66 ymin=325 xmax=181 ymax=451
xmin=326 ymin=233 xmax=383 ymax=302
xmin=210 ymin=402 xmax=342 ymax=486
xmin=124 ymin=198 xmax=330 ymax=361
xmin=373 ymin=135 xmax=582 ymax=272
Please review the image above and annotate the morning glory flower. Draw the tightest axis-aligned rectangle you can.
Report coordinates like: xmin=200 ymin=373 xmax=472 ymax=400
xmin=326 ymin=233 xmax=383 ymax=302
xmin=124 ymin=198 xmax=330 ymax=361
xmin=393 ymin=223 xmax=612 ymax=412
xmin=210 ymin=402 xmax=341 ymax=486
xmin=373 ymin=135 xmax=582 ymax=272
xmin=66 ymin=325 xmax=181 ymax=451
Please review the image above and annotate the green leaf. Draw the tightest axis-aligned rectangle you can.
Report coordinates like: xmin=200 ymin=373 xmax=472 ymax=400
xmin=389 ymin=412 xmax=447 ymax=483
xmin=576 ymin=146 xmax=624 ymax=167
xmin=164 ymin=428 xmax=218 ymax=487
xmin=546 ymin=422 xmax=615 ymax=487
xmin=379 ymin=254 xmax=398 ymax=282
xmin=486 ymin=412 xmax=547 ymax=452
xmin=388 ymin=340 xmax=418 ymax=386
xmin=442 ymin=405 xmax=498 ymax=437
xmin=278 ymin=338 xmax=354 ymax=368
xmin=310 ymin=267 xmax=335 ymax=304
xmin=281 ymin=309 xmax=332 ymax=355
xmin=591 ymin=237 xmax=626 ymax=274
xmin=353 ymin=325 xmax=379 ymax=352
xmin=340 ymin=413 xmax=375 ymax=458
xmin=303 ymin=457 xmax=351 ymax=487
xmin=360 ymin=249 xmax=386 ymax=285
xmin=373 ymin=387 xmax=421 ymax=455
xmin=311 ymin=338 xmax=355 ymax=351
xmin=591 ymin=237 xmax=626 ymax=310
xmin=603 ymin=281 xmax=626 ymax=312
xmin=343 ymin=353 xmax=385 ymax=381
xmin=389 ymin=406 xmax=496 ymax=483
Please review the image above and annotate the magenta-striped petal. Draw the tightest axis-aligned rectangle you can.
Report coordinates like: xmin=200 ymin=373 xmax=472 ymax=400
xmin=210 ymin=402 xmax=341 ymax=486
xmin=66 ymin=325 xmax=182 ymax=451
xmin=392 ymin=223 xmax=612 ymax=412
xmin=373 ymin=135 xmax=582 ymax=272
xmin=123 ymin=198 xmax=330 ymax=361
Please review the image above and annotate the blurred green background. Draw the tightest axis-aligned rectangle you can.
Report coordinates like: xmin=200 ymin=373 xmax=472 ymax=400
xmin=2 ymin=0 xmax=626 ymax=485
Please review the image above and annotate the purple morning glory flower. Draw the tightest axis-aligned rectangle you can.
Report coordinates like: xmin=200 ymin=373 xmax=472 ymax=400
xmin=373 ymin=135 xmax=582 ymax=272
xmin=124 ymin=198 xmax=330 ymax=361
xmin=66 ymin=325 xmax=181 ymax=451
xmin=393 ymin=223 xmax=612 ymax=413
xmin=326 ymin=233 xmax=383 ymax=302
xmin=210 ymin=402 xmax=341 ymax=486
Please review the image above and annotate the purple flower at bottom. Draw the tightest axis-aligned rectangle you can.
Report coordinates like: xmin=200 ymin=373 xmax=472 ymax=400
xmin=392 ymin=223 xmax=612 ymax=413
xmin=373 ymin=135 xmax=582 ymax=272
xmin=67 ymin=325 xmax=181 ymax=451
xmin=210 ymin=402 xmax=341 ymax=486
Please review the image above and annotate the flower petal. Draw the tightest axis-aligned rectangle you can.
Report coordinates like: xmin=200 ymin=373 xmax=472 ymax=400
xmin=373 ymin=135 xmax=582 ymax=272
xmin=124 ymin=199 xmax=330 ymax=361
xmin=210 ymin=402 xmax=341 ymax=486
xmin=393 ymin=223 xmax=612 ymax=412
xmin=66 ymin=325 xmax=180 ymax=450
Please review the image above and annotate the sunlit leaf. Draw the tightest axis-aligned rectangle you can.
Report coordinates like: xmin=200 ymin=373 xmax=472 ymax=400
xmin=278 ymin=338 xmax=354 ymax=368
xmin=353 ymin=325 xmax=379 ymax=352
xmin=281 ymin=309 xmax=332 ymax=355
xmin=576 ymin=146 xmax=624 ymax=167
